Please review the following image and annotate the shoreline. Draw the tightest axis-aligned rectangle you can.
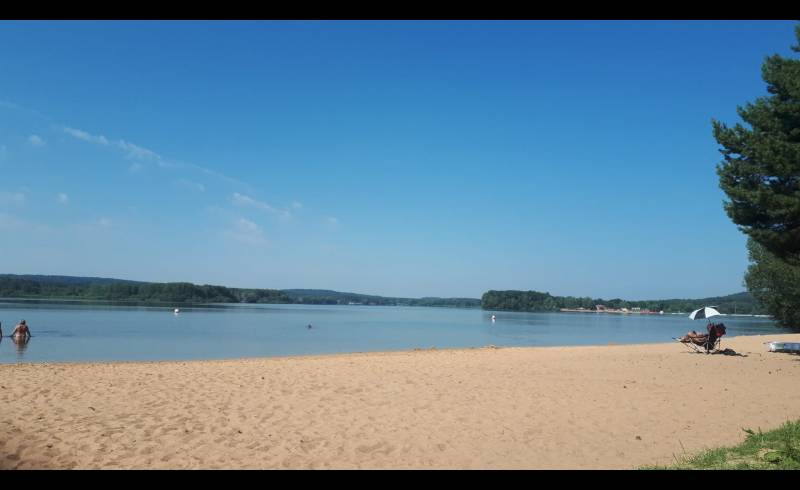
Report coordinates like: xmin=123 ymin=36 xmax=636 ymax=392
xmin=0 ymin=332 xmax=787 ymax=367
xmin=2 ymin=333 xmax=799 ymax=469
xmin=0 ymin=332 xmax=788 ymax=367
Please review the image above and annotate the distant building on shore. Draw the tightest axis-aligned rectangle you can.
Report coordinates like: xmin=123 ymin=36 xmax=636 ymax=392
xmin=561 ymin=304 xmax=664 ymax=315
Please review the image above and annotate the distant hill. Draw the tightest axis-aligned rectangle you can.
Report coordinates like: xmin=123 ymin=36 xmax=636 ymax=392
xmin=0 ymin=275 xmax=479 ymax=307
xmin=0 ymin=274 xmax=144 ymax=285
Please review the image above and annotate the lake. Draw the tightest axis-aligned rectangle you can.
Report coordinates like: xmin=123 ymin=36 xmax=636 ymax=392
xmin=0 ymin=300 xmax=784 ymax=364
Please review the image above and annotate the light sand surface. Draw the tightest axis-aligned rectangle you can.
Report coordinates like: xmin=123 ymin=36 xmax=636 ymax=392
xmin=1 ymin=334 xmax=799 ymax=469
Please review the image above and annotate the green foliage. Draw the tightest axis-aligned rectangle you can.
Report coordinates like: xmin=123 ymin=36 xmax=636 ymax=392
xmin=281 ymin=289 xmax=481 ymax=307
xmin=480 ymin=289 xmax=765 ymax=315
xmin=744 ymin=238 xmax=800 ymax=329
xmin=0 ymin=275 xmax=481 ymax=308
xmin=0 ymin=275 xmax=289 ymax=304
xmin=643 ymin=420 xmax=800 ymax=469
xmin=480 ymin=290 xmax=561 ymax=312
xmin=712 ymin=25 xmax=800 ymax=264
xmin=0 ymin=275 xmax=765 ymax=313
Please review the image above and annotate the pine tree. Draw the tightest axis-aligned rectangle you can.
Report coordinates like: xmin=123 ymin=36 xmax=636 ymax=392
xmin=713 ymin=25 xmax=800 ymax=264
xmin=744 ymin=238 xmax=800 ymax=329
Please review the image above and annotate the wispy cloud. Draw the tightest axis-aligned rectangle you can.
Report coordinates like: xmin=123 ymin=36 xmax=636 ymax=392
xmin=231 ymin=192 xmax=291 ymax=218
xmin=61 ymin=123 xmax=250 ymax=192
xmin=57 ymin=193 xmax=69 ymax=205
xmin=6 ymin=103 xmax=326 ymax=229
xmin=1 ymin=99 xmax=256 ymax=196
xmin=177 ymin=179 xmax=205 ymax=192
xmin=0 ymin=212 xmax=23 ymax=230
xmin=0 ymin=101 xmax=21 ymax=110
xmin=232 ymin=192 xmax=271 ymax=211
xmin=0 ymin=212 xmax=52 ymax=234
xmin=97 ymin=218 xmax=112 ymax=227
xmin=0 ymin=191 xmax=26 ymax=205
xmin=228 ymin=217 xmax=267 ymax=245
xmin=117 ymin=140 xmax=160 ymax=161
xmin=325 ymin=216 xmax=339 ymax=226
xmin=64 ymin=126 xmax=160 ymax=162
xmin=28 ymin=134 xmax=45 ymax=147
xmin=63 ymin=126 xmax=110 ymax=145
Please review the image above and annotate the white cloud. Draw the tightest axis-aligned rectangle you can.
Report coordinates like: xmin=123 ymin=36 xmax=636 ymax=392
xmin=292 ymin=201 xmax=303 ymax=209
xmin=229 ymin=217 xmax=267 ymax=245
xmin=117 ymin=140 xmax=160 ymax=161
xmin=57 ymin=193 xmax=69 ymax=205
xmin=0 ymin=191 xmax=26 ymax=205
xmin=64 ymin=126 xmax=161 ymax=163
xmin=97 ymin=218 xmax=112 ymax=227
xmin=28 ymin=134 xmax=45 ymax=147
xmin=63 ymin=126 xmax=110 ymax=145
xmin=231 ymin=192 xmax=291 ymax=218
xmin=232 ymin=192 xmax=269 ymax=210
xmin=61 ymin=124 xmax=251 ymax=192
xmin=325 ymin=217 xmax=339 ymax=226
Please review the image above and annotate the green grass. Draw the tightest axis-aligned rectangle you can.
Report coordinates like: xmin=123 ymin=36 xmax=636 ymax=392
xmin=643 ymin=420 xmax=800 ymax=469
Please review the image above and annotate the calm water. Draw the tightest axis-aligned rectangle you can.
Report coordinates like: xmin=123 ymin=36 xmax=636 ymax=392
xmin=0 ymin=301 xmax=784 ymax=364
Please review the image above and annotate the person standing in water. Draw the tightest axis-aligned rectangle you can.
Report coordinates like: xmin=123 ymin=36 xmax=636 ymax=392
xmin=10 ymin=320 xmax=31 ymax=340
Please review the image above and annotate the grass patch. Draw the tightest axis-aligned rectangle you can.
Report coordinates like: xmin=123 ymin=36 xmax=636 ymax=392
xmin=643 ymin=420 xmax=800 ymax=469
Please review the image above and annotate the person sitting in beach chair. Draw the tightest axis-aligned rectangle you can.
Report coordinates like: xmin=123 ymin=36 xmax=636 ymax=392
xmin=676 ymin=322 xmax=726 ymax=353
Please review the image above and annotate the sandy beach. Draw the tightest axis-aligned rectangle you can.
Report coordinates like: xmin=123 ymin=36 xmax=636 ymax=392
xmin=1 ymin=333 xmax=799 ymax=469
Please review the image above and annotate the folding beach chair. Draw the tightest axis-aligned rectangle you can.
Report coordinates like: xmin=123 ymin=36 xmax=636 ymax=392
xmin=674 ymin=323 xmax=726 ymax=354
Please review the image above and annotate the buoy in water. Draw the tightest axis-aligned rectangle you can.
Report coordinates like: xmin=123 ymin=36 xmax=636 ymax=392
xmin=174 ymin=308 xmax=180 ymax=314
xmin=491 ymin=315 xmax=496 ymax=322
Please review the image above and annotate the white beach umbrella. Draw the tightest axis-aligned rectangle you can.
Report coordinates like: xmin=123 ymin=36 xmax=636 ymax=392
xmin=688 ymin=306 xmax=721 ymax=320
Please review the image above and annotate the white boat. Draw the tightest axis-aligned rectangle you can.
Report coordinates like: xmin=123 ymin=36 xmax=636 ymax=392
xmin=174 ymin=308 xmax=180 ymax=314
xmin=766 ymin=341 xmax=800 ymax=353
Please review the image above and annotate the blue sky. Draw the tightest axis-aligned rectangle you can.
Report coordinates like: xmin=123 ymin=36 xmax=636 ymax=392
xmin=0 ymin=20 xmax=796 ymax=299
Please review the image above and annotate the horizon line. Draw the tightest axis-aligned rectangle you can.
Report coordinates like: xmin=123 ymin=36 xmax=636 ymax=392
xmin=0 ymin=273 xmax=750 ymax=303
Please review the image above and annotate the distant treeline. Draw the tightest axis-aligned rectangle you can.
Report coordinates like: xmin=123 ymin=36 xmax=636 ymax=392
xmin=0 ymin=275 xmax=282 ymax=303
xmin=480 ymin=290 xmax=766 ymax=315
xmin=282 ymin=289 xmax=480 ymax=307
xmin=0 ymin=275 xmax=481 ymax=308
xmin=0 ymin=275 xmax=765 ymax=314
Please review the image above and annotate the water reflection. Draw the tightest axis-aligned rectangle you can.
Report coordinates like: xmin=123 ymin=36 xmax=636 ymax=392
xmin=11 ymin=335 xmax=29 ymax=357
